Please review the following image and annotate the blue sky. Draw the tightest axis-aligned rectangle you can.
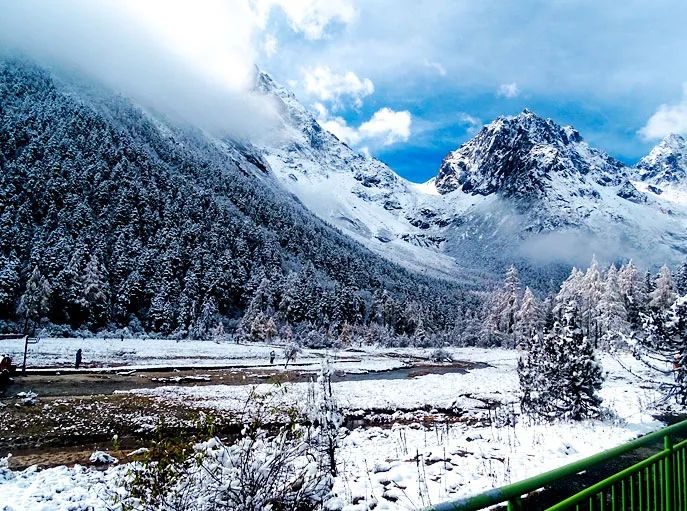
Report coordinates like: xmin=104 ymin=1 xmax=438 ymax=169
xmin=255 ymin=0 xmax=687 ymax=182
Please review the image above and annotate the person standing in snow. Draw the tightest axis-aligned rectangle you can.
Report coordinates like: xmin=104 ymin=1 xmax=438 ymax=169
xmin=270 ymin=350 xmax=276 ymax=365
xmin=75 ymin=349 xmax=82 ymax=369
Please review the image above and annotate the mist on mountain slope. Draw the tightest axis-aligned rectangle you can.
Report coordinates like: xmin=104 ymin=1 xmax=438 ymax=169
xmin=0 ymin=0 xmax=282 ymax=141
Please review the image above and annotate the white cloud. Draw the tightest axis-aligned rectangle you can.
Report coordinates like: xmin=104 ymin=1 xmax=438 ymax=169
xmin=497 ymin=82 xmax=520 ymax=98
xmin=359 ymin=107 xmax=412 ymax=145
xmin=263 ymin=33 xmax=278 ymax=58
xmin=639 ymin=84 xmax=687 ymax=140
xmin=458 ymin=113 xmax=482 ymax=133
xmin=0 ymin=0 xmax=281 ymax=139
xmin=320 ymin=116 xmax=361 ymax=144
xmin=315 ymin=104 xmax=411 ymax=147
xmin=253 ymin=0 xmax=356 ymax=40
xmin=303 ymin=66 xmax=374 ymax=108
xmin=424 ymin=59 xmax=447 ymax=76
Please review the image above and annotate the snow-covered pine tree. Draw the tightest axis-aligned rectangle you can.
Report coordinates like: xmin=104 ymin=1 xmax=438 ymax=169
xmin=16 ymin=266 xmax=52 ymax=334
xmin=596 ymin=265 xmax=629 ymax=348
xmin=332 ymin=285 xmax=363 ymax=326
xmin=617 ymin=260 xmax=647 ymax=329
xmin=553 ymin=267 xmax=584 ymax=320
xmin=148 ymin=287 xmax=173 ymax=334
xmin=645 ymin=270 xmax=655 ymax=298
xmin=480 ymin=291 xmax=505 ymax=347
xmin=0 ymin=253 xmax=20 ymax=314
xmin=191 ymin=296 xmax=219 ymax=340
xmin=481 ymin=266 xmax=521 ymax=347
xmin=515 ymin=287 xmax=542 ymax=349
xmin=650 ymin=264 xmax=678 ymax=313
xmin=249 ymin=311 xmax=278 ymax=342
xmin=581 ymin=256 xmax=604 ymax=347
xmin=279 ymin=323 xmax=293 ymax=343
xmin=518 ymin=302 xmax=604 ymax=421
xmin=503 ymin=265 xmax=521 ymax=338
xmin=211 ymin=322 xmax=226 ymax=343
xmin=639 ymin=295 xmax=687 ymax=404
xmin=675 ymin=262 xmax=687 ymax=295
xmin=79 ymin=254 xmax=111 ymax=330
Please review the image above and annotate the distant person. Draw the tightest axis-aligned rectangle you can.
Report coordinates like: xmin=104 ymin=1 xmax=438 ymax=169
xmin=75 ymin=349 xmax=82 ymax=369
xmin=270 ymin=350 xmax=276 ymax=365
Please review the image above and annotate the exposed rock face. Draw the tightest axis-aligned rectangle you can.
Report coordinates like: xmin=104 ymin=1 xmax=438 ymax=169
xmin=636 ymin=134 xmax=687 ymax=187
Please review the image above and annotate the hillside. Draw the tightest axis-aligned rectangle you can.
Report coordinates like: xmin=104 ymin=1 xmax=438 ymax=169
xmin=0 ymin=59 xmax=469 ymax=337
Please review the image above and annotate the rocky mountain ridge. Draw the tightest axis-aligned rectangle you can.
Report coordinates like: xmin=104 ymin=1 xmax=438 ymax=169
xmin=252 ymin=72 xmax=687 ymax=283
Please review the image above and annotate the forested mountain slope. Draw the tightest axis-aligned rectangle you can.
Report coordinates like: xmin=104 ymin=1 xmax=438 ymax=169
xmin=0 ymin=59 xmax=471 ymax=338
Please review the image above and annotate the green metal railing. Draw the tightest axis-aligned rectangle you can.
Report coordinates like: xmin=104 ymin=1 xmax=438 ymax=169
xmin=425 ymin=418 xmax=687 ymax=511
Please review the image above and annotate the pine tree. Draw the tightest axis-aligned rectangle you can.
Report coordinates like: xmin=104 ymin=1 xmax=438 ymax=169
xmin=211 ymin=322 xmax=226 ymax=343
xmin=17 ymin=266 xmax=52 ymax=334
xmin=148 ymin=284 xmax=176 ymax=334
xmin=307 ymin=359 xmax=343 ymax=476
xmin=502 ymin=265 xmax=521 ymax=342
xmin=639 ymin=295 xmax=687 ymax=404
xmin=581 ymin=256 xmax=604 ymax=347
xmin=250 ymin=311 xmax=278 ymax=341
xmin=515 ymin=287 xmax=542 ymax=349
xmin=675 ymin=262 xmax=687 ymax=295
xmin=481 ymin=266 xmax=521 ymax=347
xmin=596 ymin=265 xmax=629 ymax=348
xmin=279 ymin=323 xmax=294 ymax=343
xmin=0 ymin=253 xmax=20 ymax=314
xmin=617 ymin=260 xmax=647 ymax=329
xmin=518 ymin=303 xmax=604 ymax=421
xmin=650 ymin=265 xmax=677 ymax=313
xmin=192 ymin=296 xmax=219 ymax=340
xmin=645 ymin=270 xmax=655 ymax=298
xmin=480 ymin=291 xmax=506 ymax=347
xmin=553 ymin=267 xmax=584 ymax=319
xmin=79 ymin=254 xmax=111 ymax=330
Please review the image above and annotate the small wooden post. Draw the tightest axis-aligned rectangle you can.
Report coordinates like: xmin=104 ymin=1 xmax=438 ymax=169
xmin=22 ymin=335 xmax=29 ymax=373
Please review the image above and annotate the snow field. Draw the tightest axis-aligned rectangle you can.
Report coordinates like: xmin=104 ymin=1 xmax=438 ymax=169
xmin=0 ymin=337 xmax=407 ymax=373
xmin=0 ymin=347 xmax=677 ymax=511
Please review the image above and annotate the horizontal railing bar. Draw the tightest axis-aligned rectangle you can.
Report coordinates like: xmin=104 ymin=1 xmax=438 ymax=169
xmin=673 ymin=437 xmax=687 ymax=451
xmin=425 ymin=419 xmax=687 ymax=511
xmin=544 ymin=450 xmax=669 ymax=510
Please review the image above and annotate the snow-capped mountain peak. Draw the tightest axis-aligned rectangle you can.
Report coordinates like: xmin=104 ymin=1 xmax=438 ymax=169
xmin=636 ymin=133 xmax=687 ymax=187
xmin=434 ymin=109 xmax=628 ymax=199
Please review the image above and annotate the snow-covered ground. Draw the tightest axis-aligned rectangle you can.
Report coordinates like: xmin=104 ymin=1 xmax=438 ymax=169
xmin=0 ymin=346 xmax=677 ymax=511
xmin=127 ymin=348 xmax=519 ymax=414
xmin=0 ymin=337 xmax=408 ymax=373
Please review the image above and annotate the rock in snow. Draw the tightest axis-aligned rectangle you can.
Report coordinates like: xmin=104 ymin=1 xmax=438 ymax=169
xmin=89 ymin=451 xmax=118 ymax=465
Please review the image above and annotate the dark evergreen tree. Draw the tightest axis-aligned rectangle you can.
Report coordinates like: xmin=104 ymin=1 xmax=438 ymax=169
xmin=638 ymin=295 xmax=687 ymax=404
xmin=16 ymin=266 xmax=52 ymax=334
xmin=675 ymin=262 xmax=687 ymax=295
xmin=518 ymin=303 xmax=604 ymax=421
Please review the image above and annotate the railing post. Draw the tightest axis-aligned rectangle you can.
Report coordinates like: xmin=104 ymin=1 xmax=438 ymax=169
xmin=507 ymin=496 xmax=522 ymax=511
xmin=665 ymin=435 xmax=674 ymax=511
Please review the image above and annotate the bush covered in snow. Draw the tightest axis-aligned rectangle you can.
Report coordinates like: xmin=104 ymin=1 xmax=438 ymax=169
xmin=429 ymin=348 xmax=453 ymax=363
xmin=119 ymin=362 xmax=341 ymax=511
